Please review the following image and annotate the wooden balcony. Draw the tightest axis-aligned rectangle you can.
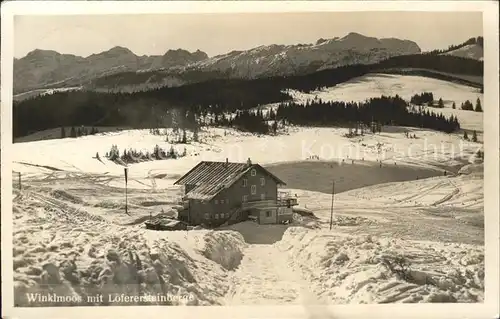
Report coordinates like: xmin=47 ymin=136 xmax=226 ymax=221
xmin=241 ymin=199 xmax=277 ymax=210
xmin=277 ymin=191 xmax=299 ymax=207
xmin=278 ymin=197 xmax=298 ymax=207
xmin=242 ymin=197 xmax=298 ymax=210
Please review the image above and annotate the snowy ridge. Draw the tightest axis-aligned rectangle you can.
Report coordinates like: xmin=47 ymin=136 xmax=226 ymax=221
xmin=442 ymin=44 xmax=483 ymax=61
xmin=285 ymin=74 xmax=484 ymax=132
xmin=188 ymin=32 xmax=420 ymax=78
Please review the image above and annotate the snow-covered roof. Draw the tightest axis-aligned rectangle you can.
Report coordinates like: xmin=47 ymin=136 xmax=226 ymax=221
xmin=174 ymin=160 xmax=286 ymax=200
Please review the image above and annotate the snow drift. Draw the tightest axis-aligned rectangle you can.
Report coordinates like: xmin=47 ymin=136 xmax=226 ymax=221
xmin=278 ymin=227 xmax=484 ymax=304
xmin=13 ymin=189 xmax=246 ymax=306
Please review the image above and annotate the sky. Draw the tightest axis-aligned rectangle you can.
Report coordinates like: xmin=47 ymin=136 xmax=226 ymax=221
xmin=14 ymin=12 xmax=483 ymax=58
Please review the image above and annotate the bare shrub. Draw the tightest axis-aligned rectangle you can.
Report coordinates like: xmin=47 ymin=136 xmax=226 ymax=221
xmin=381 ymin=255 xmax=413 ymax=282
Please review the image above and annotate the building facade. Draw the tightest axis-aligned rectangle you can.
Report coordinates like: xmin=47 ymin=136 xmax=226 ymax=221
xmin=174 ymin=158 xmax=297 ymax=227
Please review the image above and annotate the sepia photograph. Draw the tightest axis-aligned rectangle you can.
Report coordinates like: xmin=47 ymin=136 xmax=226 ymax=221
xmin=1 ymin=1 xmax=499 ymax=319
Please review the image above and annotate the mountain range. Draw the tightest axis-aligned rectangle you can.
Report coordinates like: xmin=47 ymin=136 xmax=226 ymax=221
xmin=14 ymin=47 xmax=208 ymax=94
xmin=13 ymin=32 xmax=483 ymax=96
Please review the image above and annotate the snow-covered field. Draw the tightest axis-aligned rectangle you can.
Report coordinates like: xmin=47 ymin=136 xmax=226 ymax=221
xmin=8 ymin=120 xmax=484 ymax=306
xmin=9 ymin=72 xmax=485 ymax=306
xmin=12 ymin=125 xmax=482 ymax=181
xmin=285 ymin=74 xmax=484 ymax=132
xmin=442 ymin=44 xmax=483 ymax=61
xmin=278 ymin=226 xmax=484 ymax=304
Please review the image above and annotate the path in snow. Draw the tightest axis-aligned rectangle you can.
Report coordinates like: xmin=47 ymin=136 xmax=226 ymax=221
xmin=225 ymin=244 xmax=308 ymax=305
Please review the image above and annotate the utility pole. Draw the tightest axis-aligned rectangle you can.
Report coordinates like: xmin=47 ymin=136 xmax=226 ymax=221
xmin=124 ymin=167 xmax=129 ymax=215
xmin=18 ymin=172 xmax=22 ymax=190
xmin=329 ymin=180 xmax=335 ymax=230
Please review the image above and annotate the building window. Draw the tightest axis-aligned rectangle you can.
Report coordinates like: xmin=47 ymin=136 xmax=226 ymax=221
xmin=266 ymin=211 xmax=271 ymax=217
xmin=221 ymin=199 xmax=225 ymax=204
xmin=215 ymin=214 xmax=219 ymax=219
xmin=204 ymin=213 xmax=209 ymax=219
xmin=243 ymin=195 xmax=248 ymax=202
xmin=251 ymin=169 xmax=256 ymax=176
xmin=243 ymin=179 xmax=248 ymax=187
xmin=260 ymin=193 xmax=266 ymax=200
xmin=260 ymin=177 xmax=265 ymax=186
xmin=251 ymin=185 xmax=256 ymax=195
xmin=215 ymin=199 xmax=218 ymax=204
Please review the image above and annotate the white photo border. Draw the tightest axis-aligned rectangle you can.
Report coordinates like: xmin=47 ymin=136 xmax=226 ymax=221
xmin=1 ymin=1 xmax=498 ymax=319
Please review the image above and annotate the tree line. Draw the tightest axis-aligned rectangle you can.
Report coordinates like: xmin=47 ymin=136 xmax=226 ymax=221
xmin=273 ymin=95 xmax=460 ymax=134
xmin=62 ymin=126 xmax=100 ymax=138
xmin=197 ymin=94 xmax=463 ymax=135
xmin=425 ymin=37 xmax=484 ymax=55
xmin=457 ymin=98 xmax=483 ymax=112
xmin=410 ymin=92 xmax=434 ymax=106
xmin=105 ymin=144 xmax=187 ymax=165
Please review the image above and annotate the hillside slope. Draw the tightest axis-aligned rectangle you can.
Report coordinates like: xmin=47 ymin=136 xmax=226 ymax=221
xmin=442 ymin=44 xmax=483 ymax=61
xmin=14 ymin=32 xmax=419 ymax=95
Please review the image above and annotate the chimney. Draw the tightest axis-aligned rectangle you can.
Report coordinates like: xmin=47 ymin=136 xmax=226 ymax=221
xmin=225 ymin=158 xmax=228 ymax=165
xmin=247 ymin=157 xmax=252 ymax=166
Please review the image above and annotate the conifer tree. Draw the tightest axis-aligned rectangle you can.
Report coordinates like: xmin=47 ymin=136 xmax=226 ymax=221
xmin=70 ymin=126 xmax=77 ymax=138
xmin=475 ymin=98 xmax=483 ymax=112
xmin=182 ymin=129 xmax=187 ymax=144
xmin=193 ymin=126 xmax=199 ymax=142
xmin=168 ymin=145 xmax=177 ymax=159
xmin=463 ymin=131 xmax=469 ymax=140
xmin=272 ymin=120 xmax=278 ymax=134
xmin=438 ymin=98 xmax=444 ymax=108
xmin=61 ymin=127 xmax=66 ymax=138
xmin=472 ymin=130 xmax=478 ymax=142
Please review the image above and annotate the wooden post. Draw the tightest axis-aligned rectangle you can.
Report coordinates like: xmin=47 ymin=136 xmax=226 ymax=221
xmin=18 ymin=172 xmax=22 ymax=190
xmin=186 ymin=199 xmax=191 ymax=226
xmin=329 ymin=180 xmax=335 ymax=230
xmin=124 ymin=167 xmax=129 ymax=215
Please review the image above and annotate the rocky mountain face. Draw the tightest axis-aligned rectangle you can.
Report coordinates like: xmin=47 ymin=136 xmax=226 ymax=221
xmin=187 ymin=32 xmax=421 ymax=78
xmin=13 ymin=47 xmax=208 ymax=94
xmin=14 ymin=32 xmax=420 ymax=94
